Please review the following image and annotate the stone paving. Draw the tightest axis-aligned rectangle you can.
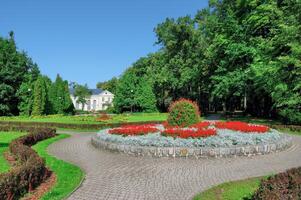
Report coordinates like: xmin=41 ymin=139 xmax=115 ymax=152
xmin=48 ymin=131 xmax=301 ymax=200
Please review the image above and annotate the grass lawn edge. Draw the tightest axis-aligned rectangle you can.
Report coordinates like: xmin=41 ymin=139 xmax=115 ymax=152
xmin=193 ymin=176 xmax=269 ymax=200
xmin=32 ymin=134 xmax=85 ymax=200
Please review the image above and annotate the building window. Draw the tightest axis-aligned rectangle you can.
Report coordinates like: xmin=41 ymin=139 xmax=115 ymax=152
xmin=102 ymin=97 xmax=104 ymax=102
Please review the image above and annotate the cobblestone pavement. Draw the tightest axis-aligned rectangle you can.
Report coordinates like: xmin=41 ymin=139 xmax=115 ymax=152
xmin=48 ymin=131 xmax=301 ymax=200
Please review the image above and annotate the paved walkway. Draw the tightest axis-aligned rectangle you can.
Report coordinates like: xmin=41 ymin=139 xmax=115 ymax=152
xmin=48 ymin=131 xmax=301 ymax=200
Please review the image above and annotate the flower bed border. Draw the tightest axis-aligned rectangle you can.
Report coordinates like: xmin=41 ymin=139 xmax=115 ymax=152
xmin=91 ymin=133 xmax=292 ymax=158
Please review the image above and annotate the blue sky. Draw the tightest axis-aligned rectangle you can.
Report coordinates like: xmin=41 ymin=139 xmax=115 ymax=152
xmin=1 ymin=0 xmax=207 ymax=88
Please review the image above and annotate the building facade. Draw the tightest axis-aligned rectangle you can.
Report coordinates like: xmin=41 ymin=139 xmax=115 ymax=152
xmin=70 ymin=88 xmax=114 ymax=111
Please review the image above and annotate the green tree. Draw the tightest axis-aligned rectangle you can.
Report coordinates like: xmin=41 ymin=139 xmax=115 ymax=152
xmin=74 ymin=84 xmax=91 ymax=110
xmin=136 ymin=78 xmax=157 ymax=112
xmin=17 ymin=64 xmax=40 ymax=116
xmin=113 ymin=0 xmax=301 ymax=124
xmin=0 ymin=32 xmax=38 ymax=115
xmin=49 ymin=74 xmax=74 ymax=114
xmin=96 ymin=77 xmax=118 ymax=94
xmin=113 ymin=69 xmax=138 ymax=113
xmin=32 ymin=76 xmax=47 ymax=116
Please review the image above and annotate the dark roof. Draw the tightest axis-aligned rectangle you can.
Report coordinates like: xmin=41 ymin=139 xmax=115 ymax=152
xmin=90 ymin=88 xmax=103 ymax=95
xmin=69 ymin=88 xmax=103 ymax=95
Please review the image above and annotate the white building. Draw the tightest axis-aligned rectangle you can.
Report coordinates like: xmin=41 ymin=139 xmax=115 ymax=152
xmin=70 ymin=88 xmax=114 ymax=111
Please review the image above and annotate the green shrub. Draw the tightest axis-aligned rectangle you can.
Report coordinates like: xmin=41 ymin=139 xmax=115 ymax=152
xmin=167 ymin=98 xmax=200 ymax=127
xmin=279 ymin=108 xmax=301 ymax=125
xmin=252 ymin=167 xmax=301 ymax=200
xmin=0 ymin=127 xmax=56 ymax=200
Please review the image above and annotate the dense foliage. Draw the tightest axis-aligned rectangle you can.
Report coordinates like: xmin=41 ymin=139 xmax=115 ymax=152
xmin=251 ymin=167 xmax=301 ymax=200
xmin=0 ymin=32 xmax=74 ymax=116
xmin=113 ymin=68 xmax=157 ymax=113
xmin=49 ymin=74 xmax=74 ymax=114
xmin=96 ymin=77 xmax=118 ymax=94
xmin=73 ymin=83 xmax=92 ymax=111
xmin=110 ymin=0 xmax=301 ymax=124
xmin=167 ymin=99 xmax=200 ymax=127
xmin=0 ymin=32 xmax=40 ymax=116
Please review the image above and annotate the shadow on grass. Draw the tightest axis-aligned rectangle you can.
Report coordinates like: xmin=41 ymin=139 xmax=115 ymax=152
xmin=0 ymin=143 xmax=9 ymax=148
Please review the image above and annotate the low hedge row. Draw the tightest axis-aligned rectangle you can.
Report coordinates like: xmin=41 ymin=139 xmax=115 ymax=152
xmin=269 ymin=124 xmax=301 ymax=132
xmin=0 ymin=120 xmax=164 ymax=130
xmin=252 ymin=167 xmax=301 ymax=200
xmin=0 ymin=127 xmax=56 ymax=200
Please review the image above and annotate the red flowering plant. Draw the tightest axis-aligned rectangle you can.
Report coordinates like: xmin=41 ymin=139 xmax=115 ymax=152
xmin=189 ymin=121 xmax=210 ymax=129
xmin=215 ymin=121 xmax=269 ymax=133
xmin=162 ymin=128 xmax=216 ymax=139
xmin=167 ymin=98 xmax=200 ymax=127
xmin=108 ymin=124 xmax=159 ymax=136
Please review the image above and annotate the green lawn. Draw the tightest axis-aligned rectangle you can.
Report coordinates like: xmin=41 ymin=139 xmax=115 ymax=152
xmin=0 ymin=131 xmax=27 ymax=173
xmin=32 ymin=134 xmax=84 ymax=200
xmin=193 ymin=176 xmax=266 ymax=200
xmin=0 ymin=112 xmax=167 ymax=125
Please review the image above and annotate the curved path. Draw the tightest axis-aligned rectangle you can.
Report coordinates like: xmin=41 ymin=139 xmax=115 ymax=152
xmin=48 ymin=131 xmax=301 ymax=200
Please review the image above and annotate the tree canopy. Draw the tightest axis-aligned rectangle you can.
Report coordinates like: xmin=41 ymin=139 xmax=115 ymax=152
xmin=0 ymin=32 xmax=74 ymax=116
xmin=110 ymin=0 xmax=301 ymax=124
xmin=73 ymin=84 xmax=92 ymax=110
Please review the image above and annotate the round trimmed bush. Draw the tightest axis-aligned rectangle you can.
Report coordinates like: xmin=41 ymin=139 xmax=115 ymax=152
xmin=167 ymin=98 xmax=200 ymax=127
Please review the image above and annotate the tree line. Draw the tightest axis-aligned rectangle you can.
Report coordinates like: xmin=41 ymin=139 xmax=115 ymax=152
xmin=104 ymin=0 xmax=300 ymax=124
xmin=0 ymin=32 xmax=74 ymax=116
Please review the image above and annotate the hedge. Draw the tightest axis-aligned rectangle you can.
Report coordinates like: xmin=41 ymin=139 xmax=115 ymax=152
xmin=0 ymin=127 xmax=56 ymax=200
xmin=0 ymin=120 xmax=165 ymax=130
xmin=252 ymin=167 xmax=301 ymax=200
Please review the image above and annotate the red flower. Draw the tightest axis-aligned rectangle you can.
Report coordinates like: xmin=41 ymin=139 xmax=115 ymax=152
xmin=108 ymin=124 xmax=158 ymax=136
xmin=162 ymin=128 xmax=216 ymax=139
xmin=189 ymin=121 xmax=210 ymax=129
xmin=215 ymin=121 xmax=269 ymax=133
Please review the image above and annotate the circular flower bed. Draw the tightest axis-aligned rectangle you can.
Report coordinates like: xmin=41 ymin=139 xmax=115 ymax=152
xmin=92 ymin=121 xmax=292 ymax=158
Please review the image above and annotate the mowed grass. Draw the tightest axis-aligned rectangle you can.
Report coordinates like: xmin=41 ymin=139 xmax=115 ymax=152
xmin=0 ymin=131 xmax=27 ymax=173
xmin=193 ymin=176 xmax=266 ymax=200
xmin=32 ymin=134 xmax=84 ymax=200
xmin=0 ymin=112 xmax=168 ymax=125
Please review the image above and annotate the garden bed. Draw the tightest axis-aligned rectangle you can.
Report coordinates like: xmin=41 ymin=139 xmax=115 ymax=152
xmin=92 ymin=122 xmax=292 ymax=158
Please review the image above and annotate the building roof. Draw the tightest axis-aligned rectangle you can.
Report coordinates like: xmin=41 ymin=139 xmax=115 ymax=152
xmin=69 ymin=88 xmax=104 ymax=95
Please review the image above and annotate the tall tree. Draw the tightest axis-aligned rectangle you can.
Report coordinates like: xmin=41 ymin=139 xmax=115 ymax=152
xmin=135 ymin=78 xmax=157 ymax=112
xmin=113 ymin=0 xmax=301 ymax=124
xmin=113 ymin=69 xmax=138 ymax=113
xmin=96 ymin=77 xmax=118 ymax=94
xmin=32 ymin=76 xmax=47 ymax=116
xmin=49 ymin=74 xmax=74 ymax=114
xmin=17 ymin=64 xmax=40 ymax=116
xmin=74 ymin=84 xmax=91 ymax=111
xmin=0 ymin=32 xmax=38 ymax=115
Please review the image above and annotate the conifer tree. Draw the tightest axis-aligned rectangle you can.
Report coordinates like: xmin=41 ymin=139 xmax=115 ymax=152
xmin=32 ymin=76 xmax=47 ymax=116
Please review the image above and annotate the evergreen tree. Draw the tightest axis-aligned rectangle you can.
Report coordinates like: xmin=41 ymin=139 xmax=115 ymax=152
xmin=17 ymin=65 xmax=40 ymax=116
xmin=63 ymin=80 xmax=75 ymax=114
xmin=49 ymin=74 xmax=74 ymax=114
xmin=32 ymin=76 xmax=47 ymax=116
xmin=0 ymin=32 xmax=38 ymax=115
